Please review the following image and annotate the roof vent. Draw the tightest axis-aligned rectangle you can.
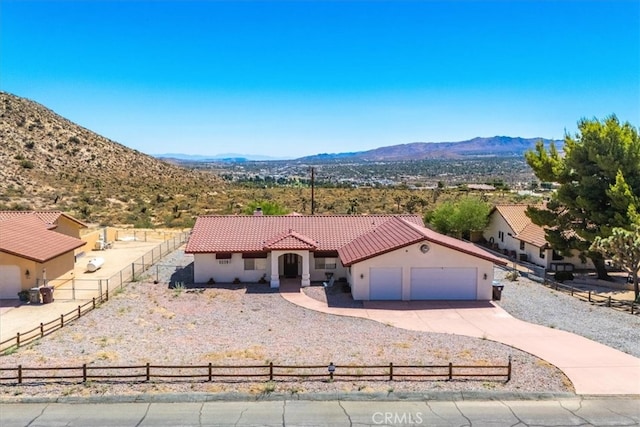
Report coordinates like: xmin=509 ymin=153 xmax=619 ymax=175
xmin=254 ymin=207 xmax=263 ymax=216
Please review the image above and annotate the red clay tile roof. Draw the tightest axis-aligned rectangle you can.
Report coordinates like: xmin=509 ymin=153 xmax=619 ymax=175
xmin=185 ymin=215 xmax=424 ymax=254
xmin=491 ymin=204 xmax=548 ymax=248
xmin=0 ymin=211 xmax=87 ymax=228
xmin=492 ymin=205 xmax=533 ymax=234
xmin=515 ymin=223 xmax=548 ymax=248
xmin=186 ymin=214 xmax=506 ymax=267
xmin=263 ymin=230 xmax=318 ymax=250
xmin=338 ymin=217 xmax=426 ymax=265
xmin=339 ymin=217 xmax=507 ymax=266
xmin=0 ymin=216 xmax=86 ymax=262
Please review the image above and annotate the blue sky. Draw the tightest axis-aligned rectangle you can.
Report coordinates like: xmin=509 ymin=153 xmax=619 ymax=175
xmin=2 ymin=0 xmax=638 ymax=158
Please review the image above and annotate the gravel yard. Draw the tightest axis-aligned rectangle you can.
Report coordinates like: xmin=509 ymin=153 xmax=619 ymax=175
xmin=0 ymin=249 xmax=574 ymax=398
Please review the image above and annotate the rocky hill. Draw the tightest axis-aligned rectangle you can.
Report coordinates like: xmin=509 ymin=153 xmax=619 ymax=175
xmin=299 ymin=136 xmax=563 ymax=162
xmin=0 ymin=92 xmax=222 ymax=227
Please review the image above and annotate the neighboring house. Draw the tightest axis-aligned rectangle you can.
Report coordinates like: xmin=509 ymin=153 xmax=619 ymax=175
xmin=0 ymin=215 xmax=86 ymax=299
xmin=185 ymin=214 xmax=506 ymax=301
xmin=0 ymin=210 xmax=88 ymax=255
xmin=484 ymin=205 xmax=592 ymax=271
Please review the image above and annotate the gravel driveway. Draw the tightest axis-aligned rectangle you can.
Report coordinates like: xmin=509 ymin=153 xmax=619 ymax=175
xmin=0 ymin=249 xmax=575 ymax=398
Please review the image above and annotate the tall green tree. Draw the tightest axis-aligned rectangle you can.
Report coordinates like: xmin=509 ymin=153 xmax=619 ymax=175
xmin=427 ymin=197 xmax=491 ymax=239
xmin=525 ymin=116 xmax=640 ymax=279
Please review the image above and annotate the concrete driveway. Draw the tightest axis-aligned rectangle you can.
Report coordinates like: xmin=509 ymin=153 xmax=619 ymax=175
xmin=280 ymin=284 xmax=640 ymax=395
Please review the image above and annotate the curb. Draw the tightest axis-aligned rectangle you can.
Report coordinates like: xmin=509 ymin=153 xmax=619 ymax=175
xmin=0 ymin=391 xmax=584 ymax=404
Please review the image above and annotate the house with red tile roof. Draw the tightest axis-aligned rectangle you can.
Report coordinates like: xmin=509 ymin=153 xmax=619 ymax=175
xmin=484 ymin=205 xmax=592 ymax=271
xmin=0 ymin=214 xmax=85 ymax=299
xmin=186 ymin=214 xmax=506 ymax=301
xmin=0 ymin=211 xmax=87 ymax=239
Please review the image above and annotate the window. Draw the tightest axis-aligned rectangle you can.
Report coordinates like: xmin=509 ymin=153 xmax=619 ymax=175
xmin=218 ymin=259 xmax=230 ymax=265
xmin=315 ymin=257 xmax=337 ymax=270
xmin=519 ymin=241 xmax=525 ymax=250
xmin=498 ymin=231 xmax=504 ymax=242
xmin=244 ymin=258 xmax=266 ymax=270
xmin=539 ymin=247 xmax=545 ymax=259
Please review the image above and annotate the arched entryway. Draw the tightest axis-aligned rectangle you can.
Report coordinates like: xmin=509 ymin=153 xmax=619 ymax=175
xmin=269 ymin=250 xmax=311 ymax=288
xmin=282 ymin=253 xmax=300 ymax=278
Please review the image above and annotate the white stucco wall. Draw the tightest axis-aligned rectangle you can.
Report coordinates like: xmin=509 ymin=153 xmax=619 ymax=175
xmin=484 ymin=213 xmax=521 ymax=254
xmin=519 ymin=242 xmax=551 ymax=268
xmin=309 ymin=253 xmax=348 ymax=282
xmin=193 ymin=253 xmax=270 ymax=284
xmin=194 ymin=251 xmax=350 ymax=285
xmin=349 ymin=241 xmax=495 ymax=301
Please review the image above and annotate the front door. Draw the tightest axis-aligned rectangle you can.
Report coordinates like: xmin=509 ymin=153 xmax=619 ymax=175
xmin=283 ymin=254 xmax=298 ymax=278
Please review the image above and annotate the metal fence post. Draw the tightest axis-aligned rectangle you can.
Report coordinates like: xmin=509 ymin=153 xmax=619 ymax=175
xmin=389 ymin=362 xmax=393 ymax=381
xmin=146 ymin=362 xmax=150 ymax=381
xmin=507 ymin=356 xmax=512 ymax=382
xmin=448 ymin=362 xmax=453 ymax=380
xmin=18 ymin=365 xmax=22 ymax=384
xmin=269 ymin=362 xmax=273 ymax=381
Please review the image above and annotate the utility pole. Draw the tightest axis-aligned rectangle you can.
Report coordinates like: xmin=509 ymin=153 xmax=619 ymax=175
xmin=310 ymin=167 xmax=315 ymax=215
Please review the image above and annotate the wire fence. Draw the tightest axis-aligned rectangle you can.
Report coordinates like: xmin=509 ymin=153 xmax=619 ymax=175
xmin=0 ymin=232 xmax=190 ymax=354
xmin=0 ymin=358 xmax=512 ymax=385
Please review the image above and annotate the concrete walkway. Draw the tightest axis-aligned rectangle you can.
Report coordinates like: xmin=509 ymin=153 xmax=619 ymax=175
xmin=279 ymin=282 xmax=640 ymax=395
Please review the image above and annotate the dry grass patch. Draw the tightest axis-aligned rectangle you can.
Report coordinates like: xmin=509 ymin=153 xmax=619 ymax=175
xmin=95 ymin=350 xmax=119 ymax=361
xmin=204 ymin=345 xmax=266 ymax=362
xmin=394 ymin=342 xmax=412 ymax=349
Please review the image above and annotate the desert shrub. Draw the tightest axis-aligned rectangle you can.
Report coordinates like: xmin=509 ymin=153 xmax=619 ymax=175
xmin=20 ymin=160 xmax=34 ymax=169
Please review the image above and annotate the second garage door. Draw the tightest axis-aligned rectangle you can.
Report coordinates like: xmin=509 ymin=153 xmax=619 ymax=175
xmin=0 ymin=265 xmax=21 ymax=299
xmin=410 ymin=267 xmax=477 ymax=300
xmin=369 ymin=267 xmax=402 ymax=300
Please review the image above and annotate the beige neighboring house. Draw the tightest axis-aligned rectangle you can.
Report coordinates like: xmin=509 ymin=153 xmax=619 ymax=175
xmin=0 ymin=213 xmax=86 ymax=299
xmin=186 ymin=214 xmax=506 ymax=301
xmin=484 ymin=204 xmax=592 ymax=271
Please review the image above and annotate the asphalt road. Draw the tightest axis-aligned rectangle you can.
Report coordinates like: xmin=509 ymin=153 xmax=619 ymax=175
xmin=2 ymin=398 xmax=639 ymax=426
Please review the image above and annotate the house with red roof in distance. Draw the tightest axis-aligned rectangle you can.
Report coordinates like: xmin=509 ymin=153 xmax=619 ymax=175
xmin=0 ymin=212 xmax=86 ymax=299
xmin=185 ymin=213 xmax=506 ymax=301
xmin=484 ymin=205 xmax=593 ymax=272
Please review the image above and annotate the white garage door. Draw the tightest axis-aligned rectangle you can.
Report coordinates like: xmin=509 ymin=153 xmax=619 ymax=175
xmin=410 ymin=268 xmax=477 ymax=300
xmin=0 ymin=265 xmax=21 ymax=299
xmin=369 ymin=267 xmax=402 ymax=300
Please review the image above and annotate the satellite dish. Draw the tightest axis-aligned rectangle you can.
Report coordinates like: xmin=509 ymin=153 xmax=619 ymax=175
xmin=420 ymin=243 xmax=430 ymax=254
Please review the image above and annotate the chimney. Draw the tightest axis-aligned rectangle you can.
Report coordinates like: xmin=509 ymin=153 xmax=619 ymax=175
xmin=253 ymin=207 xmax=263 ymax=216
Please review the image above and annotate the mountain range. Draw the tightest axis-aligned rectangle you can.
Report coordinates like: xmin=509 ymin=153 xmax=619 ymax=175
xmin=296 ymin=137 xmax=562 ymax=162
xmin=157 ymin=137 xmax=563 ymax=163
